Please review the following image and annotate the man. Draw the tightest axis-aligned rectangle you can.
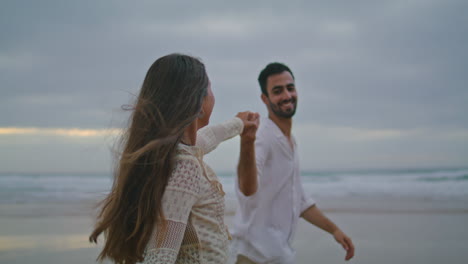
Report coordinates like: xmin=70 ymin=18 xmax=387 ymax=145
xmin=231 ymin=63 xmax=355 ymax=264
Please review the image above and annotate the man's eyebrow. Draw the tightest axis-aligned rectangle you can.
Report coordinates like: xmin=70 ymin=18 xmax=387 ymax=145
xmin=286 ymin=83 xmax=295 ymax=87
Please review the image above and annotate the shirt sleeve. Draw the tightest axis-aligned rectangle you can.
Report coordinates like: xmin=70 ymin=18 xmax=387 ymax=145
xmin=143 ymin=157 xmax=201 ymax=264
xmin=196 ymin=117 xmax=244 ymax=155
xmin=254 ymin=134 xmax=269 ymax=182
xmin=299 ymin=180 xmax=316 ymax=214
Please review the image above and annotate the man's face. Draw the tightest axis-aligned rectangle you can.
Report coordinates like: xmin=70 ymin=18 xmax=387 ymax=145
xmin=262 ymin=71 xmax=297 ymax=118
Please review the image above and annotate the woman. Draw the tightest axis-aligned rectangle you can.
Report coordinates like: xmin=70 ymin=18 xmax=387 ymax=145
xmin=89 ymin=54 xmax=259 ymax=263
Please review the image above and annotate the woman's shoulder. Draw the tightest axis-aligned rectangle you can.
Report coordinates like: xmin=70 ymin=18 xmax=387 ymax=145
xmin=167 ymin=154 xmax=203 ymax=193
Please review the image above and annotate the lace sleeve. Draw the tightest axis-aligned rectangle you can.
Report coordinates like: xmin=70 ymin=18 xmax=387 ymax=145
xmin=196 ymin=117 xmax=244 ymax=155
xmin=143 ymin=158 xmax=202 ymax=263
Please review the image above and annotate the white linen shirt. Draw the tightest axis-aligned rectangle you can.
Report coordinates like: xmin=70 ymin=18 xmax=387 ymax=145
xmin=230 ymin=117 xmax=315 ymax=264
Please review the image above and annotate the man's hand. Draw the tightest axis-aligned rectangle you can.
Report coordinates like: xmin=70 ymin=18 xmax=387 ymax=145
xmin=333 ymin=229 xmax=355 ymax=261
xmin=301 ymin=205 xmax=355 ymax=261
xmin=236 ymin=111 xmax=260 ymax=143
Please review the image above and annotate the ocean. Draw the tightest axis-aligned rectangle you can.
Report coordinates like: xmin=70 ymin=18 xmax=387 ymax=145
xmin=1 ymin=168 xmax=467 ymax=205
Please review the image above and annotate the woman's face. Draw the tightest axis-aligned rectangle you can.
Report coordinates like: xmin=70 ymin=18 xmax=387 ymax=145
xmin=198 ymin=81 xmax=215 ymax=129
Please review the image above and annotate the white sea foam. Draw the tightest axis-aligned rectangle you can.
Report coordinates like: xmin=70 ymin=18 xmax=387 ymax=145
xmin=1 ymin=168 xmax=467 ymax=204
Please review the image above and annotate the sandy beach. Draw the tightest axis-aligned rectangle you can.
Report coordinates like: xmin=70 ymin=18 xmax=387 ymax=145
xmin=292 ymin=199 xmax=468 ymax=264
xmin=1 ymin=198 xmax=467 ymax=264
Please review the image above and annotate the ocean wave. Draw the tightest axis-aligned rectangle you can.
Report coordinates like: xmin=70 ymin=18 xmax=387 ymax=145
xmin=1 ymin=168 xmax=467 ymax=203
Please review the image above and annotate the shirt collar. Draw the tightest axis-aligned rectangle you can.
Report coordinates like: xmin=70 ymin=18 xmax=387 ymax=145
xmin=264 ymin=117 xmax=297 ymax=154
xmin=265 ymin=117 xmax=284 ymax=138
xmin=265 ymin=117 xmax=296 ymax=142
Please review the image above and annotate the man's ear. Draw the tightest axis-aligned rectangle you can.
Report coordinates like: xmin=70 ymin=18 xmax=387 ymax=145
xmin=261 ymin=93 xmax=268 ymax=105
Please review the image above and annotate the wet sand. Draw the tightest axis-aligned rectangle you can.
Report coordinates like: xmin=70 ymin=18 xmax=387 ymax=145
xmin=1 ymin=198 xmax=467 ymax=264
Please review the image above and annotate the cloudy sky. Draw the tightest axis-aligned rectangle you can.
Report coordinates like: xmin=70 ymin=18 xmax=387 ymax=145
xmin=1 ymin=0 xmax=467 ymax=173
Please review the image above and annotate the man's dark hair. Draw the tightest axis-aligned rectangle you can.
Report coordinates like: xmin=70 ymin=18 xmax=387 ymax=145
xmin=258 ymin=62 xmax=295 ymax=95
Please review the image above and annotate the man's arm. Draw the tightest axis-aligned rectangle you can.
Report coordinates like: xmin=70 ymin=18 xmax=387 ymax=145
xmin=301 ymin=205 xmax=355 ymax=261
xmin=236 ymin=112 xmax=259 ymax=196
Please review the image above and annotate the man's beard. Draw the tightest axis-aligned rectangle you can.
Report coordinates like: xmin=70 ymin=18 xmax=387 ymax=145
xmin=268 ymin=98 xmax=297 ymax=118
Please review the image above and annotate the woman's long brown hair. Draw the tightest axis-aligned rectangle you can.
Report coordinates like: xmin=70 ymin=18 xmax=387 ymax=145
xmin=89 ymin=54 xmax=209 ymax=263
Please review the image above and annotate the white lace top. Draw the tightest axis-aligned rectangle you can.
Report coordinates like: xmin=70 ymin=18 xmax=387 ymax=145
xmin=142 ymin=117 xmax=244 ymax=264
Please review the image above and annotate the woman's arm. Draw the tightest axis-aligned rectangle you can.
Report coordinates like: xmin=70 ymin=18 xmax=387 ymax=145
xmin=196 ymin=117 xmax=244 ymax=155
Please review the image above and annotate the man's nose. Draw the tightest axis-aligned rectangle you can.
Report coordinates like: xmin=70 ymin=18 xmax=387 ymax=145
xmin=282 ymin=90 xmax=292 ymax=100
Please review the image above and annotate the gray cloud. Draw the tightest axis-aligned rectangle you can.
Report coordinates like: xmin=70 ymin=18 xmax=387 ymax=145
xmin=1 ymin=0 xmax=467 ymax=130
xmin=1 ymin=0 xmax=467 ymax=171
